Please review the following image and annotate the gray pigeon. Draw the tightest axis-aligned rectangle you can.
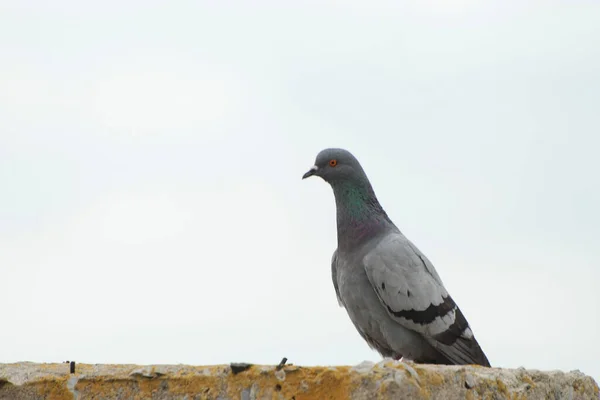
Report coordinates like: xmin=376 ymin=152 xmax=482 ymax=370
xmin=302 ymin=148 xmax=490 ymax=367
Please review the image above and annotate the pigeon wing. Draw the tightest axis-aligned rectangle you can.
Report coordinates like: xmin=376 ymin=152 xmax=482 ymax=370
xmin=363 ymin=232 xmax=490 ymax=366
xmin=331 ymin=249 xmax=344 ymax=307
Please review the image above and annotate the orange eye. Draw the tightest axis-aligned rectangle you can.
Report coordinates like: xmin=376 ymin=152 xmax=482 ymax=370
xmin=329 ymin=159 xmax=338 ymax=167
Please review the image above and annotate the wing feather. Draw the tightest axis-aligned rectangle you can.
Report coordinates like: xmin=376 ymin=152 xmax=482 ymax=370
xmin=363 ymin=232 xmax=490 ymax=366
xmin=331 ymin=249 xmax=343 ymax=306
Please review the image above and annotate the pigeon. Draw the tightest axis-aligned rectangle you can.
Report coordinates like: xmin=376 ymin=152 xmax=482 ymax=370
xmin=302 ymin=148 xmax=491 ymax=367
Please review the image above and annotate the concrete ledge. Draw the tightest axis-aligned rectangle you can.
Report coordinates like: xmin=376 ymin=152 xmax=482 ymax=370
xmin=0 ymin=361 xmax=598 ymax=399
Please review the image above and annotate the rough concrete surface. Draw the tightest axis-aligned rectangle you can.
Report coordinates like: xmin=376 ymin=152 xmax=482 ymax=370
xmin=0 ymin=360 xmax=597 ymax=399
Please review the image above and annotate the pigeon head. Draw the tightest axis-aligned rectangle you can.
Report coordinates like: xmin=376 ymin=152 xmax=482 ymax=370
xmin=303 ymin=148 xmax=394 ymax=249
xmin=302 ymin=148 xmax=367 ymax=184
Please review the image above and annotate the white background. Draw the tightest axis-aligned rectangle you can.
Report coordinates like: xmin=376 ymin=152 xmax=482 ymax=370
xmin=1 ymin=0 xmax=598 ymax=384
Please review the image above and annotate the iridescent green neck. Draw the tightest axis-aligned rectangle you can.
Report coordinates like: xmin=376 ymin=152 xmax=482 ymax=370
xmin=332 ymin=180 xmax=393 ymax=251
xmin=334 ymin=182 xmax=375 ymax=219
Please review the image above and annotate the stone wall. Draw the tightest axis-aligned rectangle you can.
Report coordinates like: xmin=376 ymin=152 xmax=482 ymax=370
xmin=0 ymin=361 xmax=598 ymax=399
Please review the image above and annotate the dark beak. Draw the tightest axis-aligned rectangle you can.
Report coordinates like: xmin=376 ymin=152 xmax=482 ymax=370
xmin=302 ymin=166 xmax=319 ymax=180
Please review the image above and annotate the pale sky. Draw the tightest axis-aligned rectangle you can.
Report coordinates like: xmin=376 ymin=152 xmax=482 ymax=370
xmin=1 ymin=0 xmax=599 ymax=384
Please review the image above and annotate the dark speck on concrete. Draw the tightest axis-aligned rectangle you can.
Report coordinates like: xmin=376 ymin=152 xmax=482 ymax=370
xmin=230 ymin=363 xmax=253 ymax=375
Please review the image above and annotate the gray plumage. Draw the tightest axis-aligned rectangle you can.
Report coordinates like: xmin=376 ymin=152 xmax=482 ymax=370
xmin=303 ymin=148 xmax=490 ymax=367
